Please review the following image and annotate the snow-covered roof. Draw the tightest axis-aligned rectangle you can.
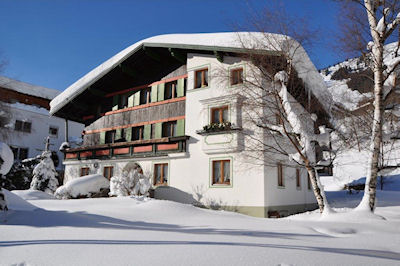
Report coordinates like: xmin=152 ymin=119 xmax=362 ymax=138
xmin=0 ymin=76 xmax=60 ymax=100
xmin=50 ymin=32 xmax=330 ymax=115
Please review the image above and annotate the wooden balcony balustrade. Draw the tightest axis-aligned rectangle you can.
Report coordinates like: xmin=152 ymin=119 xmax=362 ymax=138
xmin=64 ymin=136 xmax=189 ymax=160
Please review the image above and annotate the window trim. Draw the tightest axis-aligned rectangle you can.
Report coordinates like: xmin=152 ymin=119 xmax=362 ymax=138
xmin=210 ymin=105 xmax=229 ymax=124
xmin=80 ymin=167 xmax=90 ymax=177
xmin=230 ymin=67 xmax=243 ymax=86
xmin=153 ymin=162 xmax=169 ymax=186
xmin=277 ymin=163 xmax=284 ymax=188
xmin=103 ymin=166 xmax=114 ymax=180
xmin=49 ymin=126 xmax=59 ymax=137
xmin=210 ymin=157 xmax=233 ymax=187
xmin=194 ymin=68 xmax=209 ymax=89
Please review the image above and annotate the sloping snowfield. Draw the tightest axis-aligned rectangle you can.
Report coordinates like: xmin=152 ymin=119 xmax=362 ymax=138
xmin=1 ymin=190 xmax=400 ymax=266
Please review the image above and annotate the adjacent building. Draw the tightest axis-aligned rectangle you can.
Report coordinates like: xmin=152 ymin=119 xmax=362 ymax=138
xmin=0 ymin=76 xmax=83 ymax=169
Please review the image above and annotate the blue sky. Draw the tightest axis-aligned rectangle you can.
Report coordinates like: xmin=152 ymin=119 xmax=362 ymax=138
xmin=0 ymin=0 xmax=341 ymax=91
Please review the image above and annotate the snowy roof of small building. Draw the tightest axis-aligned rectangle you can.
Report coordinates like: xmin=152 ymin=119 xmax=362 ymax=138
xmin=50 ymin=32 xmax=330 ymax=115
xmin=0 ymin=76 xmax=60 ymax=100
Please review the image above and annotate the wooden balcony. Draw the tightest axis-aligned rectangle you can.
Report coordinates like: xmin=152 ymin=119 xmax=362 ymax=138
xmin=64 ymin=136 xmax=189 ymax=161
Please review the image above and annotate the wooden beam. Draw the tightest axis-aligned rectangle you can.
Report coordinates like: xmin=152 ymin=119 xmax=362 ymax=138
xmin=168 ymin=48 xmax=186 ymax=64
xmin=214 ymin=51 xmax=224 ymax=62
xmin=118 ymin=64 xmax=138 ymax=79
xmin=88 ymin=86 xmax=106 ymax=97
xmin=143 ymin=47 xmax=161 ymax=62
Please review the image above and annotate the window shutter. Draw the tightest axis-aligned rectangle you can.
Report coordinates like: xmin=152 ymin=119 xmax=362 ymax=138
xmin=157 ymin=83 xmax=165 ymax=101
xmin=115 ymin=129 xmax=122 ymax=140
xmin=143 ymin=124 xmax=151 ymax=140
xmin=125 ymin=127 xmax=132 ymax=142
xmin=128 ymin=93 xmax=135 ymax=107
xmin=176 ymin=119 xmax=185 ymax=136
xmin=176 ymin=78 xmax=185 ymax=97
xmin=112 ymin=95 xmax=119 ymax=111
xmin=155 ymin=122 xmax=162 ymax=139
xmin=99 ymin=132 xmax=106 ymax=144
xmin=134 ymin=91 xmax=140 ymax=106
xmin=151 ymin=85 xmax=158 ymax=102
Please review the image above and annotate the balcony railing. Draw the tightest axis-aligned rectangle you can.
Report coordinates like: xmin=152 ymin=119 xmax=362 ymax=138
xmin=64 ymin=136 xmax=189 ymax=161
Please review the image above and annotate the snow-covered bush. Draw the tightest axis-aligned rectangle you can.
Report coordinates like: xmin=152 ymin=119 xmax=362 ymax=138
xmin=54 ymin=174 xmax=109 ymax=199
xmin=0 ymin=142 xmax=14 ymax=211
xmin=109 ymin=169 xmax=151 ymax=197
xmin=30 ymin=151 xmax=59 ymax=194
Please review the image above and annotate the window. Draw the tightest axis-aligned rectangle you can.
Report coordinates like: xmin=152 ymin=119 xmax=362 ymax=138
xmin=162 ymin=121 xmax=177 ymax=137
xmin=307 ymin=172 xmax=311 ymax=190
xmin=10 ymin=146 xmax=29 ymax=161
xmin=194 ymin=68 xmax=208 ymax=88
xmin=14 ymin=120 xmax=31 ymax=133
xmin=49 ymin=126 xmax=58 ymax=137
xmin=154 ymin=163 xmax=168 ymax=185
xmin=140 ymin=88 xmax=151 ymax=105
xmin=296 ymin=169 xmax=301 ymax=188
xmin=277 ymin=163 xmax=284 ymax=187
xmin=212 ymin=160 xmax=231 ymax=185
xmin=105 ymin=130 xmax=116 ymax=144
xmin=132 ymin=126 xmax=144 ymax=141
xmin=119 ymin=94 xmax=128 ymax=109
xmin=80 ymin=167 xmax=90 ymax=177
xmin=164 ymin=81 xmax=177 ymax=100
xmin=230 ymin=68 xmax=243 ymax=86
xmin=211 ymin=106 xmax=229 ymax=124
xmin=103 ymin=166 xmax=114 ymax=180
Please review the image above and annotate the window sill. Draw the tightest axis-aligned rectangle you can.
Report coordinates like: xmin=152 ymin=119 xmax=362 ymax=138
xmin=277 ymin=185 xmax=286 ymax=189
xmin=196 ymin=127 xmax=242 ymax=136
xmin=211 ymin=183 xmax=232 ymax=188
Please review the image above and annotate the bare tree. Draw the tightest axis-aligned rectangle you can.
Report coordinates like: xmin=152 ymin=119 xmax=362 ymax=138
xmin=338 ymin=0 xmax=400 ymax=211
xmin=221 ymin=6 xmax=333 ymax=212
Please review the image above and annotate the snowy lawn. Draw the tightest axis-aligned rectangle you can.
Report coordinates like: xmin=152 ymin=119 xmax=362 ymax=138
xmin=1 ymin=190 xmax=400 ymax=266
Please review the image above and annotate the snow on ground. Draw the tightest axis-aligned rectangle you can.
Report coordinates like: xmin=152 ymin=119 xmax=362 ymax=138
xmin=1 ymin=189 xmax=400 ymax=266
xmin=11 ymin=190 xmax=55 ymax=200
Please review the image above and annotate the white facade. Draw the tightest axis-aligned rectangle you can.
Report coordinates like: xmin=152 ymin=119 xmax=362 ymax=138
xmin=2 ymin=104 xmax=83 ymax=169
xmin=62 ymin=50 xmax=318 ymax=217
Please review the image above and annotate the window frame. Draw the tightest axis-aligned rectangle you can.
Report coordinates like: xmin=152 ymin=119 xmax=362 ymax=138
xmin=162 ymin=121 xmax=177 ymax=137
xmin=103 ymin=166 xmax=114 ymax=180
xmin=211 ymin=159 xmax=231 ymax=186
xmin=80 ymin=167 xmax=90 ymax=177
xmin=210 ymin=105 xmax=229 ymax=124
xmin=49 ymin=126 xmax=59 ymax=137
xmin=277 ymin=163 xmax=284 ymax=187
xmin=14 ymin=120 xmax=31 ymax=133
xmin=296 ymin=168 xmax=301 ymax=189
xmin=230 ymin=67 xmax=243 ymax=86
xmin=140 ymin=87 xmax=151 ymax=105
xmin=164 ymin=81 xmax=177 ymax=100
xmin=153 ymin=163 xmax=169 ymax=186
xmin=194 ymin=68 xmax=209 ymax=89
xmin=131 ymin=126 xmax=144 ymax=141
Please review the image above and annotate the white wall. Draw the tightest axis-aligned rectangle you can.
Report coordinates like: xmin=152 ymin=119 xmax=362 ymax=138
xmin=1 ymin=103 xmax=83 ymax=169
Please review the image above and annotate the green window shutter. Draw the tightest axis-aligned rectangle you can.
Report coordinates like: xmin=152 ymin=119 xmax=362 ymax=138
xmin=176 ymin=119 xmax=185 ymax=136
xmin=112 ymin=95 xmax=119 ymax=111
xmin=143 ymin=124 xmax=151 ymax=140
xmin=157 ymin=83 xmax=165 ymax=101
xmin=128 ymin=93 xmax=135 ymax=107
xmin=155 ymin=122 xmax=162 ymax=139
xmin=99 ymin=131 xmax=106 ymax=144
xmin=115 ymin=129 xmax=122 ymax=140
xmin=134 ymin=91 xmax=140 ymax=106
xmin=151 ymin=85 xmax=158 ymax=103
xmin=125 ymin=127 xmax=132 ymax=141
xmin=176 ymin=78 xmax=185 ymax=97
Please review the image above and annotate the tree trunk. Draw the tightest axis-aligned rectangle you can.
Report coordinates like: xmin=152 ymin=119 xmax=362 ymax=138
xmin=305 ymin=164 xmax=325 ymax=212
xmin=356 ymin=0 xmax=385 ymax=212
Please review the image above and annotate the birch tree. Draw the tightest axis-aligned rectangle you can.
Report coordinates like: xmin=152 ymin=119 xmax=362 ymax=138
xmin=227 ymin=6 xmax=333 ymax=212
xmin=338 ymin=0 xmax=400 ymax=211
